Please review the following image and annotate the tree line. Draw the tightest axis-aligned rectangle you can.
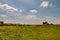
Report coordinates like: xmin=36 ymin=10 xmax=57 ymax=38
xmin=0 ymin=21 xmax=53 ymax=26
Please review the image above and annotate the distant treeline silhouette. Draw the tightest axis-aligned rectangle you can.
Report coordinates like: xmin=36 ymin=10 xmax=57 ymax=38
xmin=0 ymin=21 xmax=33 ymax=26
xmin=43 ymin=22 xmax=53 ymax=25
xmin=0 ymin=21 xmax=53 ymax=26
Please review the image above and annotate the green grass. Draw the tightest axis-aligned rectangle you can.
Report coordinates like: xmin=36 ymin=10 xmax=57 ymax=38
xmin=0 ymin=25 xmax=60 ymax=40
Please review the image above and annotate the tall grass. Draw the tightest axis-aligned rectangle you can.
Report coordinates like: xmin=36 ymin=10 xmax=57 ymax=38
xmin=0 ymin=25 xmax=60 ymax=40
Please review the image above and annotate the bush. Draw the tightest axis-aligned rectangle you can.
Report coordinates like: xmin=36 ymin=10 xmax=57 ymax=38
xmin=50 ymin=23 xmax=53 ymax=25
xmin=43 ymin=22 xmax=49 ymax=25
xmin=0 ymin=21 xmax=4 ymax=24
xmin=0 ymin=21 xmax=4 ymax=26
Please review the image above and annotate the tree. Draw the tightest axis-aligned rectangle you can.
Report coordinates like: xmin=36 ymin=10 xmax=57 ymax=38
xmin=0 ymin=21 xmax=4 ymax=24
xmin=0 ymin=21 xmax=4 ymax=26
xmin=50 ymin=23 xmax=53 ymax=25
xmin=43 ymin=22 xmax=49 ymax=25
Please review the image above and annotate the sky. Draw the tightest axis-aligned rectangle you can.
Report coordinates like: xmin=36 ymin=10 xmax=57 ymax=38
xmin=0 ymin=0 xmax=60 ymax=24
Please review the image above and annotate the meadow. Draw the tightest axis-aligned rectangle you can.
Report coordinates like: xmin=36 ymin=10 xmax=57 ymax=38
xmin=0 ymin=25 xmax=60 ymax=40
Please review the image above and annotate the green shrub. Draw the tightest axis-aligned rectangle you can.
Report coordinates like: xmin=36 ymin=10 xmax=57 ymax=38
xmin=43 ymin=22 xmax=49 ymax=25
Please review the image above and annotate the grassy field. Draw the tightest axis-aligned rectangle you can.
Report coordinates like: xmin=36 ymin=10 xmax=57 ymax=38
xmin=0 ymin=25 xmax=60 ymax=40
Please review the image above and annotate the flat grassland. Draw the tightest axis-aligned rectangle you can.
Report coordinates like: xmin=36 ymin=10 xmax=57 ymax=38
xmin=0 ymin=25 xmax=60 ymax=40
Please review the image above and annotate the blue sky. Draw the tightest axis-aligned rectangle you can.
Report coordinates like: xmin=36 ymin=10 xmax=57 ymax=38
xmin=0 ymin=0 xmax=60 ymax=24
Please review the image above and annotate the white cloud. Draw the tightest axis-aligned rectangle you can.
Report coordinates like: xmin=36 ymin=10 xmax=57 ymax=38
xmin=45 ymin=16 xmax=51 ymax=18
xmin=19 ymin=9 xmax=23 ymax=13
xmin=45 ymin=16 xmax=55 ymax=23
xmin=25 ymin=15 xmax=37 ymax=20
xmin=40 ymin=1 xmax=49 ymax=8
xmin=0 ymin=14 xmax=7 ymax=17
xmin=0 ymin=4 xmax=18 ymax=12
xmin=29 ymin=9 xmax=37 ymax=14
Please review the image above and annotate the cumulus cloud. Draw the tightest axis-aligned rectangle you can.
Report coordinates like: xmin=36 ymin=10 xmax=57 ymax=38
xmin=29 ymin=9 xmax=37 ymax=14
xmin=0 ymin=14 xmax=7 ymax=17
xmin=45 ymin=16 xmax=51 ymax=18
xmin=40 ymin=1 xmax=49 ymax=8
xmin=45 ymin=16 xmax=54 ymax=23
xmin=0 ymin=4 xmax=18 ymax=12
xmin=19 ymin=9 xmax=23 ymax=13
xmin=25 ymin=15 xmax=37 ymax=20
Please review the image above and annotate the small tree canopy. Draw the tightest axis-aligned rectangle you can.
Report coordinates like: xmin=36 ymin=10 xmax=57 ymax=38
xmin=0 ymin=21 xmax=4 ymax=24
xmin=50 ymin=23 xmax=53 ymax=25
xmin=43 ymin=22 xmax=49 ymax=25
